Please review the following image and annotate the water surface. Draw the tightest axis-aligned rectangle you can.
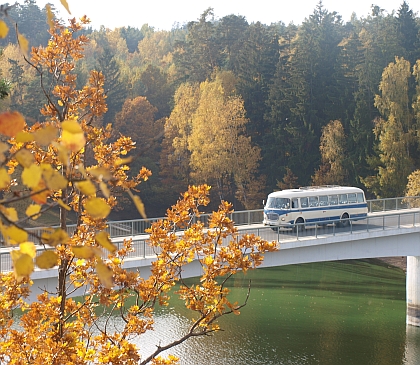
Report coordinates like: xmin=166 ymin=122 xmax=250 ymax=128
xmin=135 ymin=259 xmax=420 ymax=365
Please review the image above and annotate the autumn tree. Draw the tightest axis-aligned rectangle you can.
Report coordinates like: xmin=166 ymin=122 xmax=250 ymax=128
xmin=163 ymin=71 xmax=264 ymax=209
xmin=0 ymin=7 xmax=276 ymax=365
xmin=312 ymin=120 xmax=347 ymax=185
xmin=363 ymin=57 xmax=414 ymax=197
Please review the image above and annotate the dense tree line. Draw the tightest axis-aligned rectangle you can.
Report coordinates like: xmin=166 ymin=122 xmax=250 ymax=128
xmin=1 ymin=1 xmax=420 ymax=216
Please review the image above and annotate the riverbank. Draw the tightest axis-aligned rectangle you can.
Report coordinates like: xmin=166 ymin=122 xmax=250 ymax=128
xmin=378 ymin=256 xmax=407 ymax=272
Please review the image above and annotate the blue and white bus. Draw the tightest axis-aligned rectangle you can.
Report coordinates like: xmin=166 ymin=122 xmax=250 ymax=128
xmin=263 ymin=185 xmax=368 ymax=229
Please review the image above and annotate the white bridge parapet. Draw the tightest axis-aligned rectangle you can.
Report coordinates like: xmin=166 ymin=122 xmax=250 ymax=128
xmin=2 ymin=208 xmax=420 ymax=325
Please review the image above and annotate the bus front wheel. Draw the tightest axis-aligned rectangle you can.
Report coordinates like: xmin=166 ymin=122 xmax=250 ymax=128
xmin=340 ymin=213 xmax=350 ymax=227
xmin=294 ymin=218 xmax=304 ymax=232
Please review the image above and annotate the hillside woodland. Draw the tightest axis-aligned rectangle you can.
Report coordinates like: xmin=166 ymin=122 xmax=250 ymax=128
xmin=2 ymin=0 xmax=420 ymax=217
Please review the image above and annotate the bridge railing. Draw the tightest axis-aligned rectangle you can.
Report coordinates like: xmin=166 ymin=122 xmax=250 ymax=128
xmin=366 ymin=196 xmax=419 ymax=213
xmin=3 ymin=196 xmax=416 ymax=244
xmin=2 ymin=209 xmax=420 ymax=273
xmin=240 ymin=209 xmax=420 ymax=242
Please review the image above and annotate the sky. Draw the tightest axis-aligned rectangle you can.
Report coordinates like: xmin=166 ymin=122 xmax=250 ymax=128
xmin=34 ymin=0 xmax=420 ymax=30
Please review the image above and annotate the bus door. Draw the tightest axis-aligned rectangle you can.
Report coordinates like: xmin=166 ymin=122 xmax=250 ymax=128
xmin=318 ymin=195 xmax=329 ymax=223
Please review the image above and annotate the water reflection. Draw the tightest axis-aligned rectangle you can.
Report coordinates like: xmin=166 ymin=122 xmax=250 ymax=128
xmin=128 ymin=260 xmax=412 ymax=365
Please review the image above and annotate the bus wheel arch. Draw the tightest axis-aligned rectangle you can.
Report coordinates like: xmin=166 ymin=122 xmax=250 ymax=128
xmin=340 ymin=212 xmax=350 ymax=227
xmin=294 ymin=217 xmax=305 ymax=232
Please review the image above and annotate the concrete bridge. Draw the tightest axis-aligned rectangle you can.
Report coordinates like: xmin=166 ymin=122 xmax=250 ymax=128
xmin=2 ymin=197 xmax=420 ymax=326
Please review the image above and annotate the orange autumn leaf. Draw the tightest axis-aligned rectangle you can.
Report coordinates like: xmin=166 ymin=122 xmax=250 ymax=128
xmin=96 ymin=259 xmax=113 ymax=289
xmin=0 ymin=111 xmax=25 ymax=137
xmin=95 ymin=231 xmax=116 ymax=253
xmin=31 ymin=181 xmax=50 ymax=204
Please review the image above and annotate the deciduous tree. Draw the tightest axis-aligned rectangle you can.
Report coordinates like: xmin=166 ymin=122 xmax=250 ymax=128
xmin=0 ymin=8 xmax=276 ymax=365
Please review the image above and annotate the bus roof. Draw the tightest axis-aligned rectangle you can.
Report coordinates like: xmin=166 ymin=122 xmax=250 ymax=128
xmin=267 ymin=186 xmax=364 ymax=198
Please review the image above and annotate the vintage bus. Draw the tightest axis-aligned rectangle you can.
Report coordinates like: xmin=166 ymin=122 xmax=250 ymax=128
xmin=263 ymin=185 xmax=368 ymax=229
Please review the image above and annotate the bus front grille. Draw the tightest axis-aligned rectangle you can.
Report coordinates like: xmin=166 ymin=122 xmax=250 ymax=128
xmin=266 ymin=213 xmax=279 ymax=221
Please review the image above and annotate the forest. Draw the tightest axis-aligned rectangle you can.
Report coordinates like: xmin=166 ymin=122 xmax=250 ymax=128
xmin=1 ymin=0 xmax=420 ymax=218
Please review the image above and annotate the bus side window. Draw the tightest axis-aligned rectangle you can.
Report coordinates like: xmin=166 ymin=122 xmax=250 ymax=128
xmin=300 ymin=197 xmax=308 ymax=208
xmin=319 ymin=195 xmax=328 ymax=206
xmin=339 ymin=194 xmax=348 ymax=204
xmin=292 ymin=198 xmax=298 ymax=209
xmin=357 ymin=193 xmax=364 ymax=203
xmin=329 ymin=195 xmax=338 ymax=205
xmin=348 ymin=193 xmax=357 ymax=203
xmin=309 ymin=196 xmax=318 ymax=207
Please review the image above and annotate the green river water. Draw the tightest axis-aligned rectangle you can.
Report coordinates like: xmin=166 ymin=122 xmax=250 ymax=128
xmin=134 ymin=259 xmax=420 ymax=365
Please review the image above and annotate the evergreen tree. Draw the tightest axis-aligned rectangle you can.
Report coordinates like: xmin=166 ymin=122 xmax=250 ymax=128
xmin=396 ymin=1 xmax=420 ymax=66
xmin=97 ymin=48 xmax=127 ymax=124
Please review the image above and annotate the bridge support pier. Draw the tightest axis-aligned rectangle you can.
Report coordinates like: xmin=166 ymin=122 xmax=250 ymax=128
xmin=407 ymin=256 xmax=420 ymax=326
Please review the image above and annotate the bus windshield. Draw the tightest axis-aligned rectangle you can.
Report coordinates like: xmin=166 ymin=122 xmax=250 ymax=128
xmin=266 ymin=197 xmax=290 ymax=209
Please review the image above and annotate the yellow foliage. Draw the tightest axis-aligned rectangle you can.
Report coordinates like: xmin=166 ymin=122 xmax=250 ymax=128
xmin=45 ymin=5 xmax=55 ymax=29
xmin=22 ymin=164 xmax=42 ymax=188
xmin=60 ymin=0 xmax=71 ymax=14
xmin=84 ymin=197 xmax=111 ymax=219
xmin=95 ymin=231 xmax=116 ymax=253
xmin=17 ymin=32 xmax=29 ymax=56
xmin=11 ymin=251 xmax=34 ymax=280
xmin=0 ymin=168 xmax=10 ymax=189
xmin=0 ymin=20 xmax=9 ymax=38
xmin=33 ymin=124 xmax=59 ymax=146
xmin=75 ymin=179 xmax=96 ymax=196
xmin=0 ymin=15 xmax=276 ymax=365
xmin=4 ymin=225 xmax=28 ymax=244
xmin=25 ymin=204 xmax=41 ymax=219
xmin=35 ymin=250 xmax=59 ymax=269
